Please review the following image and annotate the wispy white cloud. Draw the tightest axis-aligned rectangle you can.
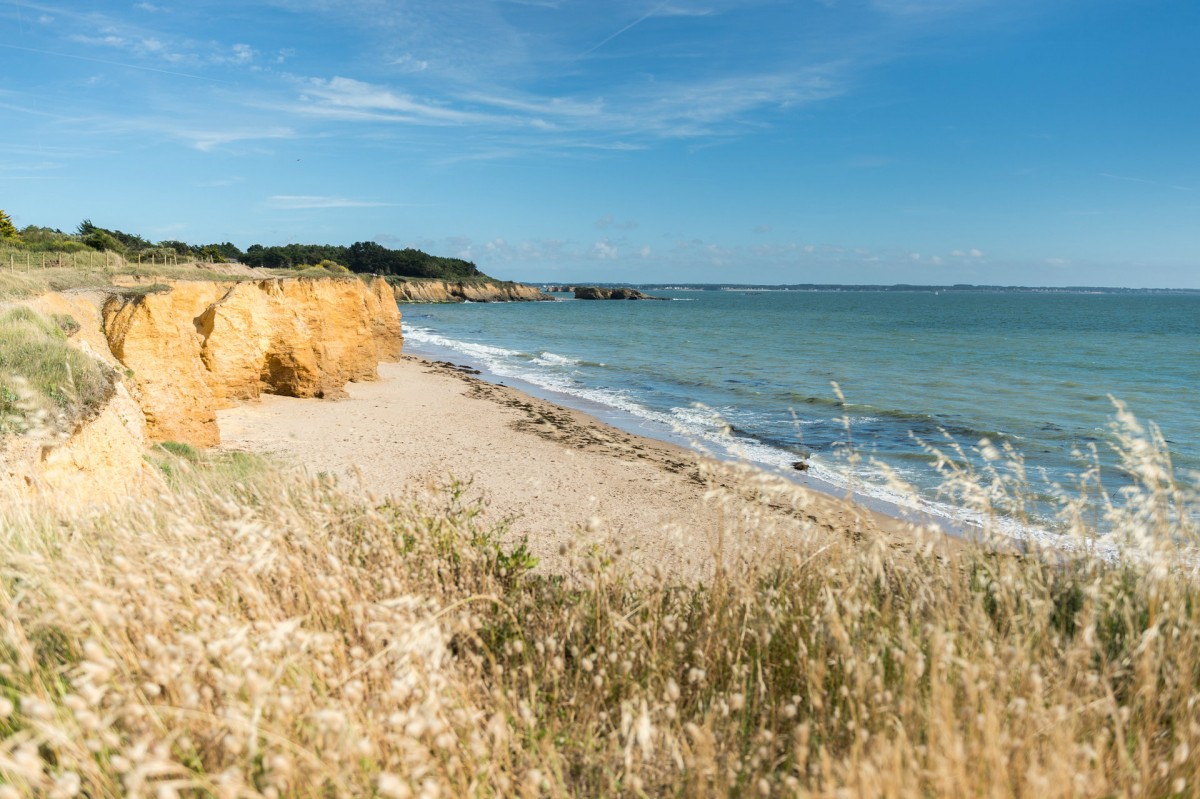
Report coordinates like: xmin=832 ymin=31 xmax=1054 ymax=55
xmin=657 ymin=4 xmax=716 ymax=18
xmin=596 ymin=214 xmax=639 ymax=230
xmin=622 ymin=65 xmax=847 ymax=137
xmin=266 ymin=195 xmax=396 ymax=209
xmin=73 ymin=0 xmax=1023 ymax=162
xmin=184 ymin=127 xmax=296 ymax=152
xmin=459 ymin=92 xmax=606 ymax=120
xmin=581 ymin=1 xmax=675 ymax=57
xmin=229 ymin=44 xmax=255 ymax=64
xmin=198 ymin=176 xmax=246 ymax=188
xmin=20 ymin=3 xmax=260 ymax=73
xmin=1100 ymin=172 xmax=1193 ymax=192
xmin=295 ymin=76 xmax=503 ymax=126
xmin=277 ymin=61 xmax=844 ymax=146
xmin=0 ymin=42 xmax=226 ymax=81
xmin=591 ymin=239 xmax=620 ymax=259
xmin=871 ymin=0 xmax=992 ymax=16
xmin=0 ymin=161 xmax=64 ymax=172
xmin=388 ymin=53 xmax=429 ymax=73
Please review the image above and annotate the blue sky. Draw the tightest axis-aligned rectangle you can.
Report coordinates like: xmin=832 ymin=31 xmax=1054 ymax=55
xmin=2 ymin=0 xmax=1197 ymax=286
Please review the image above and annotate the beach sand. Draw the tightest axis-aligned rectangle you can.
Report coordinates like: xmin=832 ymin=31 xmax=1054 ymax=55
xmin=218 ymin=355 xmax=923 ymax=579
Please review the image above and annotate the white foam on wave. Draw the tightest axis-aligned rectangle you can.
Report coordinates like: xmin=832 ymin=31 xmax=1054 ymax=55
xmin=404 ymin=325 xmax=1086 ymax=554
xmin=533 ymin=351 xmax=580 ymax=367
xmin=406 ymin=326 xmax=524 ymax=363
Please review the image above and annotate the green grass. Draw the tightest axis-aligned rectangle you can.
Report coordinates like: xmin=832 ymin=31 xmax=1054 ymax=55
xmin=147 ymin=441 xmax=275 ymax=492
xmin=0 ymin=307 xmax=115 ymax=437
xmin=109 ymin=282 xmax=172 ymax=299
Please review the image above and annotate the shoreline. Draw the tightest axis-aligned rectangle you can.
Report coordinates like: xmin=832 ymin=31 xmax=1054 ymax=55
xmin=401 ymin=332 xmax=983 ymax=541
xmin=218 ymin=355 xmax=933 ymax=579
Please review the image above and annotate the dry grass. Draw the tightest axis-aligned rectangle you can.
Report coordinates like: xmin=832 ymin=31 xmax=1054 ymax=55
xmin=1 ymin=400 xmax=1198 ymax=797
xmin=0 ymin=245 xmax=271 ymax=300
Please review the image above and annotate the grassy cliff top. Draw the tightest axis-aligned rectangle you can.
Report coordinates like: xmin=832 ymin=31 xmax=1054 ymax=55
xmin=0 ymin=249 xmax=399 ymax=300
xmin=0 ymin=215 xmax=506 ymax=297
xmin=0 ymin=306 xmax=115 ymax=438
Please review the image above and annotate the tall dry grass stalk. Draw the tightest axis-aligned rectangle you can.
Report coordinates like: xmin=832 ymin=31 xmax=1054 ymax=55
xmin=1 ymin=404 xmax=1198 ymax=797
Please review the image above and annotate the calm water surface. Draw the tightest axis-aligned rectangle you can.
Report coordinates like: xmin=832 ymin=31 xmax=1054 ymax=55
xmin=400 ymin=290 xmax=1199 ymax=536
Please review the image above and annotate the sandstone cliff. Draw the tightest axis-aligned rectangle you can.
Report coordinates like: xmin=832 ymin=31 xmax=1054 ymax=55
xmin=392 ymin=279 xmax=550 ymax=303
xmin=3 ymin=298 xmax=158 ymax=505
xmin=2 ymin=275 xmax=404 ymax=504
xmin=103 ymin=276 xmax=402 ymax=446
xmin=18 ymin=381 xmax=159 ymax=504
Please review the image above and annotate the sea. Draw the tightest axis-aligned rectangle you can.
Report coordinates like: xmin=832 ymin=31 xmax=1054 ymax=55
xmin=399 ymin=288 xmax=1200 ymax=542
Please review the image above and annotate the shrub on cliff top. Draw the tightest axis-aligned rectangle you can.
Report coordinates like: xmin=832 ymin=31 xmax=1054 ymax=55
xmin=0 ymin=306 xmax=114 ymax=438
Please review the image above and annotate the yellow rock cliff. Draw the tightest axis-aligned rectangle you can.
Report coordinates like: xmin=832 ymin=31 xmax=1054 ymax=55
xmin=102 ymin=276 xmax=403 ymax=446
xmin=3 ymin=275 xmax=404 ymax=504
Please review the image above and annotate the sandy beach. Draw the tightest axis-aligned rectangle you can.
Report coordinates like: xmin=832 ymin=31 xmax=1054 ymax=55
xmin=218 ymin=355 xmax=919 ymax=579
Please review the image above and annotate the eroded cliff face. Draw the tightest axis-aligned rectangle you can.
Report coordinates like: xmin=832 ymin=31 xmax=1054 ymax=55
xmin=0 ymin=388 xmax=159 ymax=507
xmin=391 ymin=279 xmax=550 ymax=303
xmin=102 ymin=276 xmax=403 ymax=446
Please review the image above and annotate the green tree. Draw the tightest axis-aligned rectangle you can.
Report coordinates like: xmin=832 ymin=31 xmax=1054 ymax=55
xmin=0 ymin=210 xmax=18 ymax=239
xmin=346 ymin=240 xmax=392 ymax=273
xmin=158 ymin=240 xmax=193 ymax=255
xmin=82 ymin=230 xmax=125 ymax=253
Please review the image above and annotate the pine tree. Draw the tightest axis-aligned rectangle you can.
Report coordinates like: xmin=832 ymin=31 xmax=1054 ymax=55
xmin=0 ymin=209 xmax=17 ymax=239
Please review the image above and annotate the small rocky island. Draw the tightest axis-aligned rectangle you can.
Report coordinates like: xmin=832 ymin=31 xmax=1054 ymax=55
xmin=552 ymin=286 xmax=668 ymax=300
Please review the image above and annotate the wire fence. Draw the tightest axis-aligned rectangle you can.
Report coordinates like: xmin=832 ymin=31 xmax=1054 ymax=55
xmin=1 ymin=247 xmax=223 ymax=272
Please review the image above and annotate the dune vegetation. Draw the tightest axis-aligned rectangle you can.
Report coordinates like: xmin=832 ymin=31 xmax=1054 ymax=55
xmin=2 ymin=362 xmax=1199 ymax=797
xmin=0 ymin=307 xmax=115 ymax=438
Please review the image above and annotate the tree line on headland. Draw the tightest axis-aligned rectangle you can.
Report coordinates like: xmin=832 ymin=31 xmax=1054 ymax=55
xmin=0 ymin=210 xmax=482 ymax=281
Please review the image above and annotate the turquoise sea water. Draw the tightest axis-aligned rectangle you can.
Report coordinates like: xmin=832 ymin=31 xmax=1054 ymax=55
xmin=400 ymin=289 xmax=1200 ymax=537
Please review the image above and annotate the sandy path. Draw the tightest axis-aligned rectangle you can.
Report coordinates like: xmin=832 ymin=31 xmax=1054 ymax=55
xmin=218 ymin=356 xmax=913 ymax=578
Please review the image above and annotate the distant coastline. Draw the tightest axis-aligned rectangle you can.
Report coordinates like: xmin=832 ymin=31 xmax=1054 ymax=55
xmin=543 ymin=282 xmax=1200 ymax=295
